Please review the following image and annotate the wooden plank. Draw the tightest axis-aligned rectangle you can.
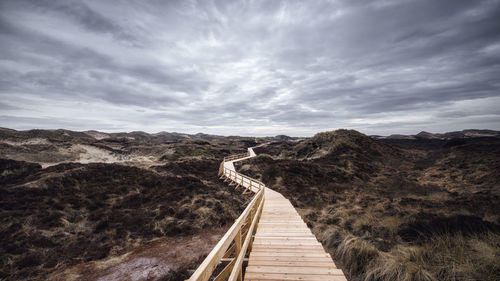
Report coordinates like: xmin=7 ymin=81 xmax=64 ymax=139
xmin=248 ymin=260 xmax=335 ymax=267
xmin=256 ymin=226 xmax=311 ymax=230
xmin=256 ymin=226 xmax=310 ymax=230
xmin=246 ymin=266 xmax=343 ymax=275
xmin=255 ymin=230 xmax=314 ymax=233
xmin=256 ymin=225 xmax=307 ymax=228
xmin=254 ymin=233 xmax=315 ymax=237
xmin=259 ymin=217 xmax=303 ymax=220
xmin=260 ymin=215 xmax=299 ymax=217
xmin=250 ymin=252 xmax=330 ymax=258
xmin=255 ymin=228 xmax=311 ymax=232
xmin=261 ymin=212 xmax=298 ymax=214
xmin=262 ymin=215 xmax=303 ymax=218
xmin=252 ymin=241 xmax=320 ymax=245
xmin=253 ymin=237 xmax=317 ymax=241
xmin=257 ymin=222 xmax=307 ymax=225
xmin=248 ymin=256 xmax=334 ymax=263
xmin=262 ymin=212 xmax=302 ymax=215
xmin=250 ymin=248 xmax=326 ymax=254
xmin=260 ymin=212 xmax=299 ymax=215
xmin=244 ymin=272 xmax=348 ymax=281
xmin=260 ymin=213 xmax=299 ymax=215
xmin=258 ymin=220 xmax=305 ymax=223
xmin=252 ymin=245 xmax=324 ymax=250
xmin=261 ymin=211 xmax=296 ymax=213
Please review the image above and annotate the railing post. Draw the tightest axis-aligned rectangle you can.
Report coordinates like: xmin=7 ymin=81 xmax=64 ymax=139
xmin=234 ymin=229 xmax=243 ymax=281
xmin=218 ymin=162 xmax=224 ymax=176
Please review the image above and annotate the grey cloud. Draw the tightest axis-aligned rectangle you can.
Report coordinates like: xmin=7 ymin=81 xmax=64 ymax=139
xmin=0 ymin=115 xmax=122 ymax=131
xmin=40 ymin=0 xmax=120 ymax=33
xmin=0 ymin=102 xmax=20 ymax=110
xmin=0 ymin=0 xmax=499 ymax=136
xmin=2 ymin=0 xmax=140 ymax=45
xmin=0 ymin=18 xmax=208 ymax=107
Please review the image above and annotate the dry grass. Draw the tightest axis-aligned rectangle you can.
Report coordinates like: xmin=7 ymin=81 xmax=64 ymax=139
xmin=333 ymin=232 xmax=500 ymax=281
xmin=235 ymin=130 xmax=500 ymax=281
xmin=0 ymin=159 xmax=251 ymax=280
xmin=337 ymin=235 xmax=380 ymax=278
xmin=364 ymin=247 xmax=435 ymax=281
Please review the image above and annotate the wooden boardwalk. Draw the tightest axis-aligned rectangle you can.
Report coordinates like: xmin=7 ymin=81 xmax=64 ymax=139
xmin=230 ymin=148 xmax=346 ymax=281
xmin=188 ymin=147 xmax=347 ymax=281
xmin=245 ymin=188 xmax=346 ymax=281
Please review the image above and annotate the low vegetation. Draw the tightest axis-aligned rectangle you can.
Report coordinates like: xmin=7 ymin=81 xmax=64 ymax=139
xmin=2 ymin=127 xmax=499 ymax=281
xmin=0 ymin=128 xmax=256 ymax=280
xmin=237 ymin=129 xmax=500 ymax=281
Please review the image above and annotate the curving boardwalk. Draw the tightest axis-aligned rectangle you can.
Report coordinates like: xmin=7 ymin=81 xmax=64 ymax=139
xmin=188 ymin=146 xmax=347 ymax=281
xmin=226 ymin=148 xmax=346 ymax=281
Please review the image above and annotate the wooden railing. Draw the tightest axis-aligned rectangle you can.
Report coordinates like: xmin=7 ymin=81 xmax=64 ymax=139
xmin=219 ymin=166 xmax=264 ymax=192
xmin=223 ymin=152 xmax=250 ymax=162
xmin=187 ymin=151 xmax=265 ymax=281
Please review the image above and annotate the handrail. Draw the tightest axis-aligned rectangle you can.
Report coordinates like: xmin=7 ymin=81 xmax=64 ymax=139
xmin=187 ymin=150 xmax=265 ymax=281
xmin=223 ymin=152 xmax=250 ymax=162
xmin=221 ymin=167 xmax=264 ymax=192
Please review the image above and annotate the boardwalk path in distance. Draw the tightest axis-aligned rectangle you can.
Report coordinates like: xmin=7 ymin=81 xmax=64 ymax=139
xmin=225 ymin=146 xmax=347 ymax=281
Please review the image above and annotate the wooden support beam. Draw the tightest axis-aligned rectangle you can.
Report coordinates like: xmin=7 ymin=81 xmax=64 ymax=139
xmin=214 ymin=258 xmax=236 ymax=281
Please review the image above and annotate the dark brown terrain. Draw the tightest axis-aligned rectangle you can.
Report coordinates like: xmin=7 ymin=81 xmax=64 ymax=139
xmin=2 ymin=127 xmax=499 ymax=281
xmin=236 ymin=129 xmax=500 ymax=281
xmin=0 ymin=128 xmax=262 ymax=281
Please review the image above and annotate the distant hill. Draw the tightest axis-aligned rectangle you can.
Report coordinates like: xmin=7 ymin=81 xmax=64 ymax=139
xmin=0 ymin=127 xmax=225 ymax=144
xmin=374 ymin=129 xmax=500 ymax=140
xmin=0 ymin=127 xmax=254 ymax=280
xmin=293 ymin=129 xmax=396 ymax=160
xmin=235 ymin=128 xmax=500 ymax=281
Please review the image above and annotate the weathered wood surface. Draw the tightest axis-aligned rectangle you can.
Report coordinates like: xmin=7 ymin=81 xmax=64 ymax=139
xmin=244 ymin=187 xmax=346 ymax=281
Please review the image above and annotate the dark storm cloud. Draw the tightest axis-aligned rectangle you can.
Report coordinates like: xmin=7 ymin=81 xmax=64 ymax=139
xmin=0 ymin=11 xmax=205 ymax=108
xmin=0 ymin=102 xmax=20 ymax=111
xmin=37 ymin=0 xmax=121 ymax=33
xmin=5 ymin=0 xmax=139 ymax=44
xmin=0 ymin=0 xmax=499 ymax=135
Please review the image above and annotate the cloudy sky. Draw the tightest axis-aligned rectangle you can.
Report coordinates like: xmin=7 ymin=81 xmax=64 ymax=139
xmin=1 ymin=0 xmax=499 ymax=136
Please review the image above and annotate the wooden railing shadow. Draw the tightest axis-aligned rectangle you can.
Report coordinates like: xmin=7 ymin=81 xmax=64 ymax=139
xmin=187 ymin=150 xmax=265 ymax=281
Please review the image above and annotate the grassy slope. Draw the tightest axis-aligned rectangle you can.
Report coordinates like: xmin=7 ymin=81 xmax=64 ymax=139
xmin=0 ymin=129 xmax=257 ymax=280
xmin=237 ymin=129 xmax=500 ymax=281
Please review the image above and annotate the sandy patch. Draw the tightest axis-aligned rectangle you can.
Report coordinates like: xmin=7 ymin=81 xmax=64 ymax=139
xmin=72 ymin=144 xmax=119 ymax=164
xmin=84 ymin=131 xmax=110 ymax=140
xmin=37 ymin=145 xmax=157 ymax=168
xmin=48 ymin=227 xmax=227 ymax=281
xmin=2 ymin=138 xmax=51 ymax=146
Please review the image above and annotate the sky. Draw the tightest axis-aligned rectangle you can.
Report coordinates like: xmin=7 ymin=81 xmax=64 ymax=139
xmin=1 ymin=0 xmax=499 ymax=137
